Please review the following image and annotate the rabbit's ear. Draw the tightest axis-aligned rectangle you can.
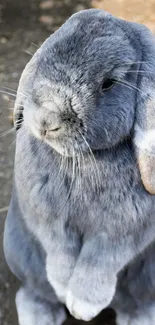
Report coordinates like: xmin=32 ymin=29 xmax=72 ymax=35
xmin=14 ymin=50 xmax=40 ymax=130
xmin=133 ymin=24 xmax=155 ymax=194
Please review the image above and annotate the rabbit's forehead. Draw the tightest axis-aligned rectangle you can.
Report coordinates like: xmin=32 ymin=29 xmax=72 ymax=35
xmin=31 ymin=12 xmax=137 ymax=101
xmin=37 ymin=37 xmax=134 ymax=85
xmin=32 ymin=75 xmax=91 ymax=109
xmin=37 ymin=17 xmax=136 ymax=83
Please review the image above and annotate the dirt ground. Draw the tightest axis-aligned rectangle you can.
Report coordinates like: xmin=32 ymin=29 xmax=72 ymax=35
xmin=0 ymin=0 xmax=155 ymax=324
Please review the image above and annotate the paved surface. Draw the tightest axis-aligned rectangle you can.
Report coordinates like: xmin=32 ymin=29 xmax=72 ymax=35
xmin=0 ymin=0 xmax=154 ymax=324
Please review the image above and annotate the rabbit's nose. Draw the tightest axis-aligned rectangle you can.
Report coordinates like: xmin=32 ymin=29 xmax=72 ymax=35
xmin=48 ymin=126 xmax=61 ymax=132
xmin=41 ymin=127 xmax=61 ymax=138
xmin=41 ymin=116 xmax=62 ymax=136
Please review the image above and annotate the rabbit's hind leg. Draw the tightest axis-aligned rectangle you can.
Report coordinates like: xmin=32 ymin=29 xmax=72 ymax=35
xmin=4 ymin=192 xmax=67 ymax=325
xmin=16 ymin=286 xmax=66 ymax=325
xmin=112 ymin=242 xmax=155 ymax=325
xmin=116 ymin=304 xmax=155 ymax=325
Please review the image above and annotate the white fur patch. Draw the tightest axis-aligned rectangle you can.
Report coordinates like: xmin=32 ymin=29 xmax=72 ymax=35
xmin=134 ymin=126 xmax=155 ymax=152
xmin=46 ymin=259 xmax=68 ymax=303
xmin=66 ymin=290 xmax=104 ymax=321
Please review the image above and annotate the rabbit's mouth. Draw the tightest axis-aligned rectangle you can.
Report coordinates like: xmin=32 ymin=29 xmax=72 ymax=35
xmin=45 ymin=136 xmax=88 ymax=157
xmin=22 ymin=100 xmax=90 ymax=157
xmin=23 ymin=116 xmax=88 ymax=157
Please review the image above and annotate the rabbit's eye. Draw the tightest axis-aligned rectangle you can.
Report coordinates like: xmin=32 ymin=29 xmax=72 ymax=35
xmin=102 ymin=79 xmax=115 ymax=92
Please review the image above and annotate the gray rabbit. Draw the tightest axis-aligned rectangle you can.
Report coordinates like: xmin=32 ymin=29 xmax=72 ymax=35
xmin=3 ymin=8 xmax=155 ymax=325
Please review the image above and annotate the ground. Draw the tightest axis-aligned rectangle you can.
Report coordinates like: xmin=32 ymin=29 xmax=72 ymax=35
xmin=0 ymin=0 xmax=154 ymax=324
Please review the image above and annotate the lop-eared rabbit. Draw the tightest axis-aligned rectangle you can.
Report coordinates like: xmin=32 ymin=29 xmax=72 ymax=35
xmin=4 ymin=9 xmax=155 ymax=325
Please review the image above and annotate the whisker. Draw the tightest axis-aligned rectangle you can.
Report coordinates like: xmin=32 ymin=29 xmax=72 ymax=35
xmin=119 ymin=70 xmax=154 ymax=75
xmin=0 ymin=89 xmax=28 ymax=99
xmin=14 ymin=121 xmax=23 ymax=126
xmin=3 ymin=87 xmax=29 ymax=97
xmin=77 ymin=148 xmax=82 ymax=192
xmin=31 ymin=42 xmax=39 ymax=48
xmin=5 ymin=106 xmax=23 ymax=111
xmin=8 ymin=138 xmax=16 ymax=149
xmin=14 ymin=119 xmax=23 ymax=125
xmin=0 ymin=90 xmax=17 ymax=98
xmin=55 ymin=149 xmax=68 ymax=196
xmin=22 ymin=49 xmax=33 ymax=56
xmin=74 ymin=140 xmax=82 ymax=193
xmin=0 ymin=127 xmax=15 ymax=138
xmin=58 ymin=147 xmax=75 ymax=213
xmin=3 ymin=87 xmax=18 ymax=93
xmin=51 ymin=153 xmax=63 ymax=186
xmin=114 ymin=80 xmax=145 ymax=96
xmin=77 ymin=145 xmax=85 ymax=199
xmin=121 ymin=61 xmax=150 ymax=66
xmin=79 ymin=132 xmax=100 ymax=193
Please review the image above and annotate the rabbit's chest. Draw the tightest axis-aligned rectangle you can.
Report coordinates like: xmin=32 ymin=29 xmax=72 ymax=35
xmin=16 ymin=136 xmax=151 ymax=237
xmin=66 ymin=162 xmax=141 ymax=233
xmin=47 ymin=149 xmax=147 ymax=235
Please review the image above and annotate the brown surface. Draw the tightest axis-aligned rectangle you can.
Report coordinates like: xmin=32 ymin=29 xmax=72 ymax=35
xmin=0 ymin=0 xmax=155 ymax=324
xmin=92 ymin=0 xmax=155 ymax=32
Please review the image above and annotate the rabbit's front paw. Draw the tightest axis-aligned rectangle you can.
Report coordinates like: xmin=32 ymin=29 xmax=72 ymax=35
xmin=66 ymin=279 xmax=116 ymax=321
xmin=66 ymin=290 xmax=103 ymax=321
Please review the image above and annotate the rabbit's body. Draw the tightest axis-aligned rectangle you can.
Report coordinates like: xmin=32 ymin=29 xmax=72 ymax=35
xmin=14 ymin=127 xmax=155 ymax=253
xmin=4 ymin=9 xmax=155 ymax=325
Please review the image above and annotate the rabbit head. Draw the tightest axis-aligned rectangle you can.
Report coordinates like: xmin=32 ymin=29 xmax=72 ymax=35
xmin=14 ymin=9 xmax=155 ymax=194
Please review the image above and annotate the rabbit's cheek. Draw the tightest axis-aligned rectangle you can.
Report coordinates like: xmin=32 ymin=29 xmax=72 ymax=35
xmin=23 ymin=106 xmax=42 ymax=140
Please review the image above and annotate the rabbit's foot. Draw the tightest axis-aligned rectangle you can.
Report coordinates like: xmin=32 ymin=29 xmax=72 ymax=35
xmin=66 ymin=290 xmax=104 ymax=321
xmin=116 ymin=305 xmax=155 ymax=325
xmin=66 ymin=279 xmax=116 ymax=321
xmin=16 ymin=287 xmax=67 ymax=325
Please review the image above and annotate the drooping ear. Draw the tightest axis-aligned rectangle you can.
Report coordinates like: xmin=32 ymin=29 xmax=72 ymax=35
xmin=14 ymin=48 xmax=40 ymax=130
xmin=133 ymin=23 xmax=155 ymax=194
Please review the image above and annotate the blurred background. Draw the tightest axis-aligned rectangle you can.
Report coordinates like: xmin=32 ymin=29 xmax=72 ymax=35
xmin=0 ymin=1 xmax=155 ymax=324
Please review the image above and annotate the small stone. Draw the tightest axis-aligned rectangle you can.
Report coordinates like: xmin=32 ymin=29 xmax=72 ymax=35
xmin=1 ymin=94 xmax=10 ymax=101
xmin=39 ymin=1 xmax=54 ymax=9
xmin=0 ymin=73 xmax=5 ymax=82
xmin=74 ymin=4 xmax=86 ymax=12
xmin=0 ymin=37 xmax=8 ymax=44
xmin=39 ymin=15 xmax=54 ymax=24
xmin=4 ymin=282 xmax=10 ymax=288
xmin=0 ymin=64 xmax=5 ymax=71
xmin=12 ymin=72 xmax=18 ymax=78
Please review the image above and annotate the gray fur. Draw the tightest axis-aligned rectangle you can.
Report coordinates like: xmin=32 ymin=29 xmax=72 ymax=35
xmin=3 ymin=8 xmax=155 ymax=324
